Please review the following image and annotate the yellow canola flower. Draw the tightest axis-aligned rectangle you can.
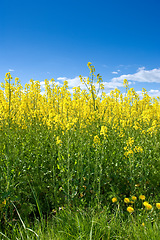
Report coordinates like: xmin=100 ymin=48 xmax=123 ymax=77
xmin=127 ymin=206 xmax=134 ymax=213
xmin=56 ymin=136 xmax=62 ymax=145
xmin=112 ymin=197 xmax=117 ymax=203
xmin=134 ymin=146 xmax=143 ymax=153
xmin=93 ymin=135 xmax=101 ymax=146
xmin=5 ymin=72 xmax=12 ymax=80
xmin=1 ymin=63 xmax=160 ymax=142
xmin=100 ymin=126 xmax=108 ymax=138
xmin=156 ymin=203 xmax=160 ymax=209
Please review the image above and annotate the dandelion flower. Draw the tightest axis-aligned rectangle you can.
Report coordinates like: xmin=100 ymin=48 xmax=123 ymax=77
xmin=112 ymin=197 xmax=117 ymax=203
xmin=145 ymin=203 xmax=152 ymax=210
xmin=139 ymin=195 xmax=145 ymax=200
xmin=131 ymin=196 xmax=137 ymax=201
xmin=124 ymin=198 xmax=130 ymax=203
xmin=156 ymin=203 xmax=160 ymax=209
xmin=143 ymin=201 xmax=148 ymax=207
xmin=127 ymin=206 xmax=134 ymax=213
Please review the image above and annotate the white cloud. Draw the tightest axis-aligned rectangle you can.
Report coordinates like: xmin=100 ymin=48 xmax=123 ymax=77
xmin=40 ymin=81 xmax=45 ymax=87
xmin=103 ymin=81 xmax=123 ymax=90
xmin=112 ymin=70 xmax=120 ymax=74
xmin=149 ymin=89 xmax=159 ymax=94
xmin=112 ymin=67 xmax=160 ymax=83
xmin=9 ymin=69 xmax=14 ymax=72
xmin=57 ymin=77 xmax=67 ymax=81
xmin=63 ymin=76 xmax=82 ymax=88
xmin=39 ymin=69 xmax=160 ymax=98
xmin=135 ymin=89 xmax=160 ymax=98
xmin=148 ymin=89 xmax=160 ymax=97
xmin=137 ymin=66 xmax=145 ymax=71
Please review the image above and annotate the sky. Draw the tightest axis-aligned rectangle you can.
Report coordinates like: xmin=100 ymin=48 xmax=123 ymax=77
xmin=1 ymin=0 xmax=160 ymax=97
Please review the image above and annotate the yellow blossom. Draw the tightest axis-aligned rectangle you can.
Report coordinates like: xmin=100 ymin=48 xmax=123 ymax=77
xmin=124 ymin=198 xmax=130 ymax=203
xmin=131 ymin=196 xmax=137 ymax=201
xmin=144 ymin=203 xmax=152 ymax=210
xmin=143 ymin=201 xmax=148 ymax=207
xmin=56 ymin=136 xmax=62 ymax=145
xmin=139 ymin=195 xmax=145 ymax=200
xmin=93 ymin=135 xmax=101 ymax=146
xmin=112 ymin=197 xmax=117 ymax=203
xmin=156 ymin=203 xmax=160 ymax=209
xmin=127 ymin=206 xmax=134 ymax=213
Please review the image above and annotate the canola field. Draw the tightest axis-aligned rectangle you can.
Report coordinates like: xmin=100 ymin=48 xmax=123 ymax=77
xmin=1 ymin=63 xmax=160 ymax=221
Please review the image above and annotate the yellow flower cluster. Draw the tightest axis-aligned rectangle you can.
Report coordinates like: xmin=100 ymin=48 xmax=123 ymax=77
xmin=93 ymin=135 xmax=101 ymax=147
xmin=112 ymin=194 xmax=160 ymax=215
xmin=0 ymin=63 xmax=160 ymax=137
xmin=124 ymin=137 xmax=143 ymax=158
xmin=100 ymin=126 xmax=108 ymax=138
xmin=143 ymin=202 xmax=152 ymax=210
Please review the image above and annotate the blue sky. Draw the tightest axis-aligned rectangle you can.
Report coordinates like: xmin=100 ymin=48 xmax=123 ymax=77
xmin=1 ymin=0 xmax=160 ymax=97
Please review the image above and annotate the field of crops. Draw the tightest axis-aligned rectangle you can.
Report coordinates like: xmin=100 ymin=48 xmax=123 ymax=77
xmin=1 ymin=63 xmax=160 ymax=239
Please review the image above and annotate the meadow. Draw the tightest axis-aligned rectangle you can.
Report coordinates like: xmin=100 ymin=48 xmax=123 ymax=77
xmin=0 ymin=62 xmax=160 ymax=239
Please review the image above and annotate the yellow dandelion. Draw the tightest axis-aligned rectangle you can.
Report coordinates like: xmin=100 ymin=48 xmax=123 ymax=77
xmin=145 ymin=203 xmax=152 ymax=210
xmin=156 ymin=203 xmax=160 ymax=209
xmin=112 ymin=197 xmax=117 ymax=203
xmin=124 ymin=198 xmax=130 ymax=203
xmin=127 ymin=206 xmax=134 ymax=213
xmin=143 ymin=201 xmax=148 ymax=207
xmin=139 ymin=195 xmax=145 ymax=200
xmin=131 ymin=196 xmax=137 ymax=201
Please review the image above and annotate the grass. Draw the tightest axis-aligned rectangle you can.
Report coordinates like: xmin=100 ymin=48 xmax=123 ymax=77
xmin=1 ymin=205 xmax=160 ymax=239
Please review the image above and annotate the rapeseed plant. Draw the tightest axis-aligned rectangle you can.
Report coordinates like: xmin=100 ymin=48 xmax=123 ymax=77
xmin=1 ymin=63 xmax=160 ymax=238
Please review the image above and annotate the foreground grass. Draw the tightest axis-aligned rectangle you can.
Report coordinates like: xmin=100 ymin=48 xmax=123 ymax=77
xmin=1 ymin=205 xmax=160 ymax=240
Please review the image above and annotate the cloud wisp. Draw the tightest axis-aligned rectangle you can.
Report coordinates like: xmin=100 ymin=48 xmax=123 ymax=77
xmin=39 ymin=67 xmax=160 ymax=98
xmin=112 ymin=67 xmax=160 ymax=83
